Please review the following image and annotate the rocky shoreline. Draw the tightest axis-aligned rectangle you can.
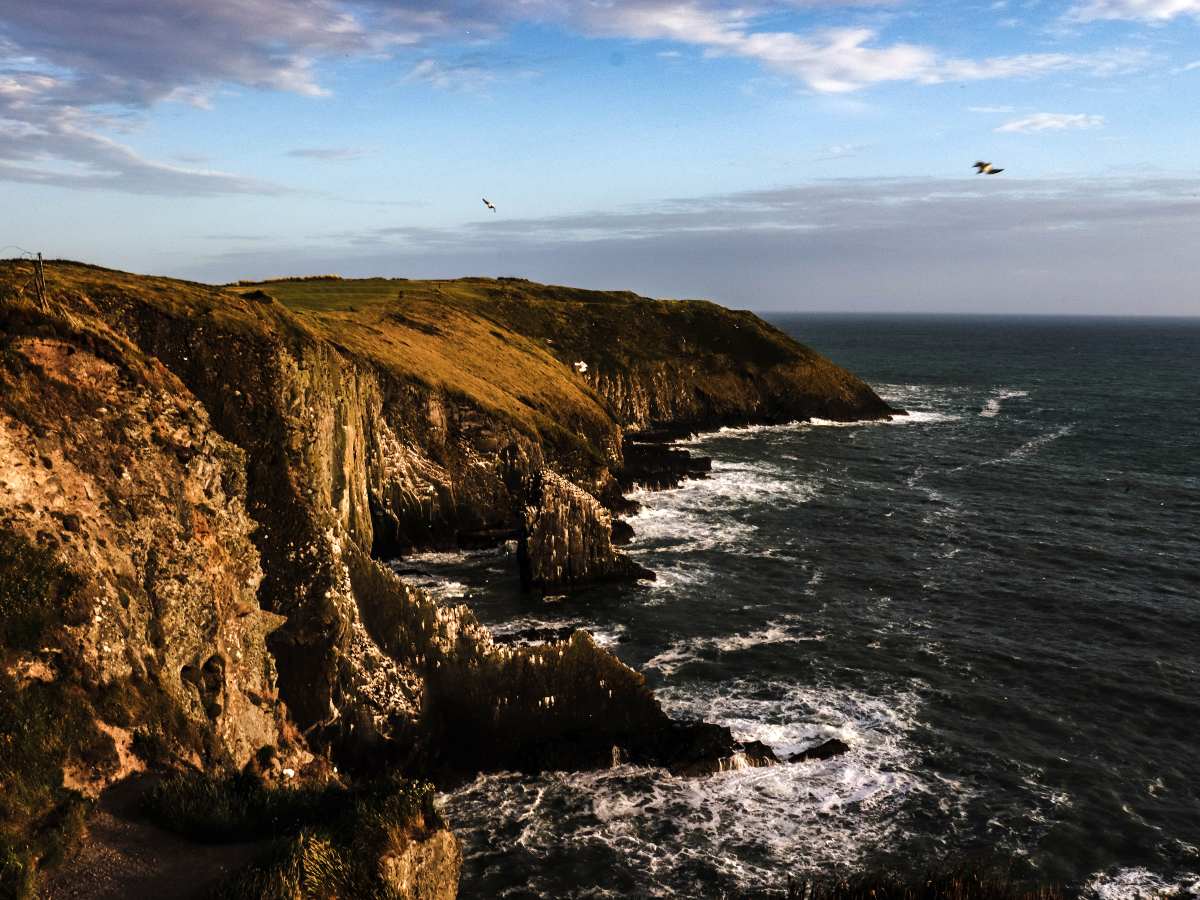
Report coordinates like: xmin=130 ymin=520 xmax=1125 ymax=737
xmin=0 ymin=261 xmax=893 ymax=897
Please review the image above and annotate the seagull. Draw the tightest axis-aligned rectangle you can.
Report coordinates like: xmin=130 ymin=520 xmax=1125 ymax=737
xmin=973 ymin=161 xmax=1004 ymax=175
xmin=482 ymin=197 xmax=496 ymax=212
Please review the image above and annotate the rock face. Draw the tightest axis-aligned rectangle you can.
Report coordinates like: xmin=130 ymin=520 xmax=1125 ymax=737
xmin=0 ymin=262 xmax=895 ymax=894
xmin=379 ymin=829 xmax=462 ymax=899
xmin=0 ymin=320 xmax=289 ymax=777
xmin=518 ymin=469 xmax=652 ymax=589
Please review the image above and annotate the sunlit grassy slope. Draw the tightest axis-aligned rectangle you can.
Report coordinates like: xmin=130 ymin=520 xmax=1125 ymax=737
xmin=2 ymin=263 xmax=884 ymax=466
xmin=229 ymin=276 xmax=626 ymax=458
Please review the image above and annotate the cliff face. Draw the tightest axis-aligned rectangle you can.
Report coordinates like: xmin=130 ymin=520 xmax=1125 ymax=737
xmin=0 ymin=261 xmax=892 ymax=895
xmin=0 ymin=300 xmax=312 ymax=892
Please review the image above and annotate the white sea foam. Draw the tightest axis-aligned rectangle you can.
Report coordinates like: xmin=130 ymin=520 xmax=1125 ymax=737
xmin=1082 ymin=867 xmax=1200 ymax=899
xmin=808 ymin=410 xmax=959 ymax=427
xmin=980 ymin=424 xmax=1075 ymax=467
xmin=980 ymin=388 xmax=1029 ymax=418
xmin=626 ymin=461 xmax=812 ymax=560
xmin=391 ymin=570 xmax=470 ymax=601
xmin=677 ymin=409 xmax=958 ymax=446
xmin=644 ymin=620 xmax=826 ymax=677
xmin=400 ymin=547 xmax=503 ymax=566
xmin=444 ymin=679 xmax=940 ymax=896
xmin=487 ymin=616 xmax=625 ymax=648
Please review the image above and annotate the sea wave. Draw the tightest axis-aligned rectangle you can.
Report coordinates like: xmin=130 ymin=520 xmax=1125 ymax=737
xmin=980 ymin=424 xmax=1075 ymax=467
xmin=644 ymin=620 xmax=826 ymax=677
xmin=443 ymin=680 xmax=937 ymax=897
xmin=980 ymin=388 xmax=1029 ymax=418
xmin=626 ymin=461 xmax=814 ymax=555
xmin=486 ymin=616 xmax=624 ymax=648
xmin=677 ymin=409 xmax=959 ymax=445
xmin=1082 ymin=867 xmax=1200 ymax=899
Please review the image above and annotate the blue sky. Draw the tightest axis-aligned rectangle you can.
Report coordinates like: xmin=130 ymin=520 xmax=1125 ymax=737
xmin=2 ymin=0 xmax=1200 ymax=313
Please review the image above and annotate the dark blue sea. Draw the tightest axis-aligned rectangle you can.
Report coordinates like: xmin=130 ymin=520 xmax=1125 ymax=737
xmin=408 ymin=315 xmax=1200 ymax=898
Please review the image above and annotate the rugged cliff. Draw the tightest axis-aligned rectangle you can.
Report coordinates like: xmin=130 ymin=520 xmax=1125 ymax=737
xmin=0 ymin=260 xmax=892 ymax=897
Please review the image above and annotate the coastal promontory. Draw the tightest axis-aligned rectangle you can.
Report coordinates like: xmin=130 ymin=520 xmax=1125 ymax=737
xmin=0 ymin=260 xmax=892 ymax=897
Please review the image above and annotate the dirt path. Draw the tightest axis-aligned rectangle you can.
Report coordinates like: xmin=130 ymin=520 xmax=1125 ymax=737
xmin=44 ymin=777 xmax=269 ymax=900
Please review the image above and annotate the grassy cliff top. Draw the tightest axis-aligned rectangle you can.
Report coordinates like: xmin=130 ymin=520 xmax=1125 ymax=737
xmin=229 ymin=275 xmax=809 ymax=373
xmin=1 ymin=262 xmax=887 ymax=456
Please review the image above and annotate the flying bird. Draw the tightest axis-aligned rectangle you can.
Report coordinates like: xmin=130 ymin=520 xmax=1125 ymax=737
xmin=482 ymin=197 xmax=496 ymax=212
xmin=973 ymin=161 xmax=1004 ymax=175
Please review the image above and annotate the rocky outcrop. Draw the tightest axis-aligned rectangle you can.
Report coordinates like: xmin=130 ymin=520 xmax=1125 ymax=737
xmin=618 ymin=438 xmax=713 ymax=492
xmin=380 ymin=829 xmax=462 ymax=899
xmin=518 ymin=469 xmax=652 ymax=590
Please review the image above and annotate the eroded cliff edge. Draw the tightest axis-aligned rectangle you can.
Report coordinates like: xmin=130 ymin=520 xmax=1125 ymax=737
xmin=0 ymin=261 xmax=893 ymax=895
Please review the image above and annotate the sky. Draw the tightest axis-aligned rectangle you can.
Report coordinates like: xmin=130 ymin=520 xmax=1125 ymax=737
xmin=2 ymin=0 xmax=1200 ymax=315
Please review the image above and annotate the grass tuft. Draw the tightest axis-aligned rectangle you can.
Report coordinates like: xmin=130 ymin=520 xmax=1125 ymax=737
xmin=144 ymin=771 xmax=441 ymax=899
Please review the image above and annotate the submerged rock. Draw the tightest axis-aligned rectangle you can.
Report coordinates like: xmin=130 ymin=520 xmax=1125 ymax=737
xmin=787 ymin=738 xmax=851 ymax=763
xmin=619 ymin=440 xmax=713 ymax=491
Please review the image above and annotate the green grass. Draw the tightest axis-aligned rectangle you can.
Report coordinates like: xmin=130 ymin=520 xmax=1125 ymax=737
xmin=144 ymin=771 xmax=348 ymax=843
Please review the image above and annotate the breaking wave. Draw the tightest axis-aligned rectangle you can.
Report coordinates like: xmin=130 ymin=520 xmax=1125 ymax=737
xmin=443 ymin=680 xmax=936 ymax=897
xmin=980 ymin=388 xmax=1029 ymax=418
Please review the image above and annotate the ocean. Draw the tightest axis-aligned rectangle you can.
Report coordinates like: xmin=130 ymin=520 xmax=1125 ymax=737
xmin=403 ymin=315 xmax=1200 ymax=898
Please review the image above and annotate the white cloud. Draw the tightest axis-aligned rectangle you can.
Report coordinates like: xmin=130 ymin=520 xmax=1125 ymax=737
xmin=0 ymin=0 xmax=1156 ymax=194
xmin=1068 ymin=0 xmax=1200 ymax=20
xmin=968 ymin=105 xmax=1016 ymax=112
xmin=996 ymin=112 xmax=1106 ymax=132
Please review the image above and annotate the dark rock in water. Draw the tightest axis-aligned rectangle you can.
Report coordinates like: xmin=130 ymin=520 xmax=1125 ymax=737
xmin=611 ymin=519 xmax=635 ymax=546
xmin=457 ymin=527 xmax=520 ymax=550
xmin=625 ymin=423 xmax=701 ymax=444
xmin=618 ymin=441 xmax=712 ymax=491
xmin=627 ymin=720 xmax=779 ymax=777
xmin=787 ymin=738 xmax=850 ymax=763
xmin=738 ymin=740 xmax=780 ymax=768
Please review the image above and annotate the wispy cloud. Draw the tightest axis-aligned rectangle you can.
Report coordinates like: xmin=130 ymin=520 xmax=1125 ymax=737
xmin=996 ymin=112 xmax=1105 ymax=133
xmin=814 ymin=142 xmax=870 ymax=160
xmin=1067 ymin=0 xmax=1200 ymax=21
xmin=968 ymin=105 xmax=1015 ymax=113
xmin=287 ymin=147 xmax=369 ymax=161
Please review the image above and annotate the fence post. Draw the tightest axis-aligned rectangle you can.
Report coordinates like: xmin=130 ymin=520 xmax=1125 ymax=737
xmin=34 ymin=253 xmax=47 ymax=310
